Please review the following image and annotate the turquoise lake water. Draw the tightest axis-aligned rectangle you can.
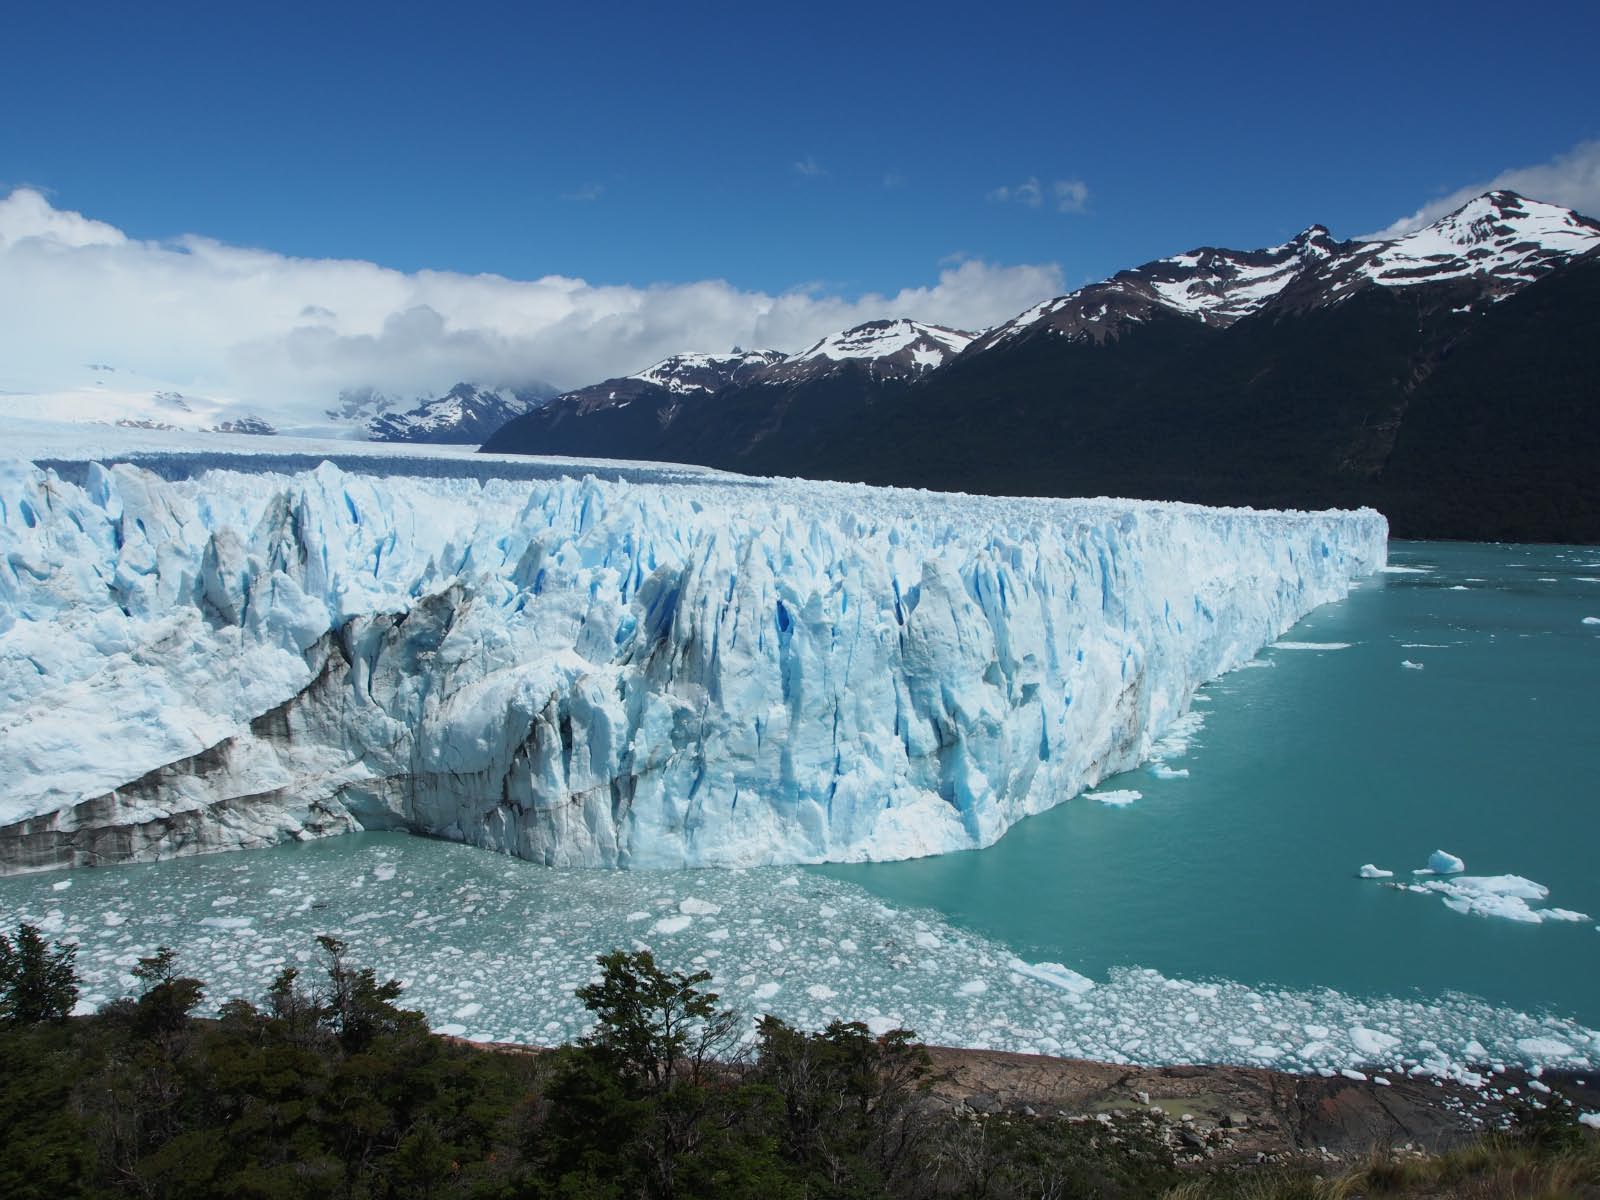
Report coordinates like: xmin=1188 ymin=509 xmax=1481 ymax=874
xmin=818 ymin=540 xmax=1600 ymax=1026
xmin=1 ymin=540 xmax=1596 ymax=1073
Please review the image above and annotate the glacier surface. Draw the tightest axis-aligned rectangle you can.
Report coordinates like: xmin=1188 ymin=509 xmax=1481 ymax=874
xmin=0 ymin=441 xmax=1385 ymax=871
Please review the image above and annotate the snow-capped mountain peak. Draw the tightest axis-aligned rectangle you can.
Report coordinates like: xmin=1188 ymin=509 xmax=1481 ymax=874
xmin=767 ymin=318 xmax=976 ymax=383
xmin=971 ymin=191 xmax=1598 ymax=354
xmin=1348 ymin=190 xmax=1600 ymax=292
xmin=363 ymin=381 xmax=555 ymax=444
xmin=630 ymin=349 xmax=787 ymax=395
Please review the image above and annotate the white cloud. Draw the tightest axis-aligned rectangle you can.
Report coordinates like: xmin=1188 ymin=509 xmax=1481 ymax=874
xmin=1363 ymin=139 xmax=1600 ymax=240
xmin=792 ymin=155 xmax=827 ymax=178
xmin=0 ymin=188 xmax=1063 ymax=428
xmin=563 ymin=182 xmax=605 ymax=201
xmin=1052 ymin=179 xmax=1089 ymax=214
xmin=988 ymin=177 xmax=1089 ymax=214
xmin=989 ymin=178 xmax=1043 ymax=208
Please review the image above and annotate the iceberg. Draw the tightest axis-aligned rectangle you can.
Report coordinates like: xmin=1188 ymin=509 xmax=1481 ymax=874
xmin=0 ymin=446 xmax=1386 ymax=871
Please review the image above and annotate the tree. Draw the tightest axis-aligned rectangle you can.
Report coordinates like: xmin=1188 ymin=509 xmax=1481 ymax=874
xmin=130 ymin=945 xmax=205 ymax=1036
xmin=754 ymin=1017 xmax=933 ymax=1193
xmin=0 ymin=922 xmax=79 ymax=1024
xmin=315 ymin=934 xmax=419 ymax=1052
xmin=576 ymin=949 xmax=741 ymax=1093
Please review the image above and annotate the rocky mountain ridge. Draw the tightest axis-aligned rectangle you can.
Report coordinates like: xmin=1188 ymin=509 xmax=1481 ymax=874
xmin=483 ymin=191 xmax=1600 ymax=541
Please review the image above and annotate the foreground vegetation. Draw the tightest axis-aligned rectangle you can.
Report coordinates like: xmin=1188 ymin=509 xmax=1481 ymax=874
xmin=2 ymin=922 xmax=1596 ymax=1199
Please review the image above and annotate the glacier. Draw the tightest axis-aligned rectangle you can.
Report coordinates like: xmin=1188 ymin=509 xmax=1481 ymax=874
xmin=0 ymin=443 xmax=1386 ymax=872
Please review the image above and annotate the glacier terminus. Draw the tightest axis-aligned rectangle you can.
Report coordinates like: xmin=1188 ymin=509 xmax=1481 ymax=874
xmin=0 ymin=440 xmax=1386 ymax=872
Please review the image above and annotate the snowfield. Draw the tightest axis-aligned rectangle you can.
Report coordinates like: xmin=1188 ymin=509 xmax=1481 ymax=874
xmin=0 ymin=428 xmax=1385 ymax=872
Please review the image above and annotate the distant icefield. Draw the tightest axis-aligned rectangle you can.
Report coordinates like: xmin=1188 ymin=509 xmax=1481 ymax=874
xmin=0 ymin=421 xmax=1385 ymax=871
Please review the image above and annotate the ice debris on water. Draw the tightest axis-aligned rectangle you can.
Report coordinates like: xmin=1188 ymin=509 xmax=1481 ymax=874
xmin=8 ymin=833 xmax=1590 ymax=1079
xmin=1357 ymin=865 xmax=1394 ymax=879
xmin=1087 ymin=790 xmax=1142 ymax=807
xmin=1403 ymin=875 xmax=1591 ymax=926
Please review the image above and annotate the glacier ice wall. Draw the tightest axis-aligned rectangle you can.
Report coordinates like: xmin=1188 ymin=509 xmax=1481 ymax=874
xmin=0 ymin=455 xmax=1386 ymax=871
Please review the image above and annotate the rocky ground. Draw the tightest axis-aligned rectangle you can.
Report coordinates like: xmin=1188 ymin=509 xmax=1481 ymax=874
xmin=920 ymin=1047 xmax=1600 ymax=1166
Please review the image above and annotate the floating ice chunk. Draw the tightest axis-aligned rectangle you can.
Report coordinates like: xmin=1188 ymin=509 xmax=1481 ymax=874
xmin=51 ymin=879 xmax=71 ymax=891
xmin=1150 ymin=765 xmax=1189 ymax=780
xmin=807 ymin=984 xmax=838 ymax=1001
xmin=1580 ymin=1113 xmax=1600 ymax=1130
xmin=752 ymin=982 xmax=781 ymax=1001
xmin=198 ymin=916 xmax=253 ymax=929
xmin=1341 ymin=1068 xmax=1369 ymax=1081
xmin=865 ymin=1015 xmax=901 ymax=1036
xmin=625 ymin=911 xmax=651 ymax=922
xmin=1350 ymin=1026 xmax=1401 ymax=1057
xmin=1381 ymin=565 xmax=1432 ymax=574
xmin=1426 ymin=850 xmax=1465 ymax=875
xmin=453 ymin=1002 xmax=483 ymax=1020
xmin=678 ymin=897 xmax=721 ymax=916
xmin=1087 ymin=789 xmax=1142 ymax=806
xmin=1358 ymin=865 xmax=1395 ymax=879
xmin=434 ymin=1023 xmax=468 ymax=1037
xmin=1583 ymin=617 xmax=1600 ymax=626
xmin=1009 ymin=959 xmax=1095 ymax=995
xmin=1273 ymin=641 xmax=1352 ymax=650
xmin=651 ymin=914 xmax=693 ymax=935
xmin=1400 ymin=660 xmax=1424 ymax=670
xmin=1373 ymin=1076 xmax=1390 ymax=1086
xmin=373 ymin=864 xmax=397 ymax=882
xmin=958 ymin=979 xmax=988 ymax=996
xmin=1518 ymin=1036 xmax=1575 ymax=1058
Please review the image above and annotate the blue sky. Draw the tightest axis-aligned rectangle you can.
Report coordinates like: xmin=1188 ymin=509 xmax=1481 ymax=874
xmin=8 ymin=0 xmax=1597 ymax=293
xmin=1 ymin=0 xmax=1597 ymax=418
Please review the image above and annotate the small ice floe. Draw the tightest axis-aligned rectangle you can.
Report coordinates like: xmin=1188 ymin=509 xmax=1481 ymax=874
xmin=958 ymin=979 xmax=988 ymax=996
xmin=1273 ymin=641 xmax=1352 ymax=650
xmin=1381 ymin=565 xmax=1433 ymax=574
xmin=1008 ymin=959 xmax=1095 ymax=995
xmin=678 ymin=897 xmax=721 ymax=916
xmin=650 ymin=914 xmax=693 ymax=935
xmin=1358 ymin=864 xmax=1395 ymax=879
xmin=1400 ymin=660 xmax=1424 ymax=670
xmin=1580 ymin=1113 xmax=1600 ymax=1130
xmin=1583 ymin=617 xmax=1600 ymax=626
xmin=1150 ymin=764 xmax=1189 ymax=780
xmin=1350 ymin=1026 xmax=1401 ymax=1057
xmin=51 ymin=879 xmax=71 ymax=891
xmin=1403 ymin=875 xmax=1591 ymax=925
xmin=1087 ymin=789 xmax=1141 ymax=806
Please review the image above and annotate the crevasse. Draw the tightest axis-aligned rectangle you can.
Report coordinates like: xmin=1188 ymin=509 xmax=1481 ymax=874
xmin=0 ymin=455 xmax=1386 ymax=871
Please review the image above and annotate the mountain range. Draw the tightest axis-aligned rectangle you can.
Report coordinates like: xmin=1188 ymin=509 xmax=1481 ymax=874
xmin=481 ymin=192 xmax=1600 ymax=541
xmin=331 ymin=381 xmax=556 ymax=443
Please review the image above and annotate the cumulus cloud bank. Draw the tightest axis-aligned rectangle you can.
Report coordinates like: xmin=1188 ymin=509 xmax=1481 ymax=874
xmin=1364 ymin=139 xmax=1600 ymax=240
xmin=0 ymin=188 xmax=1063 ymax=428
